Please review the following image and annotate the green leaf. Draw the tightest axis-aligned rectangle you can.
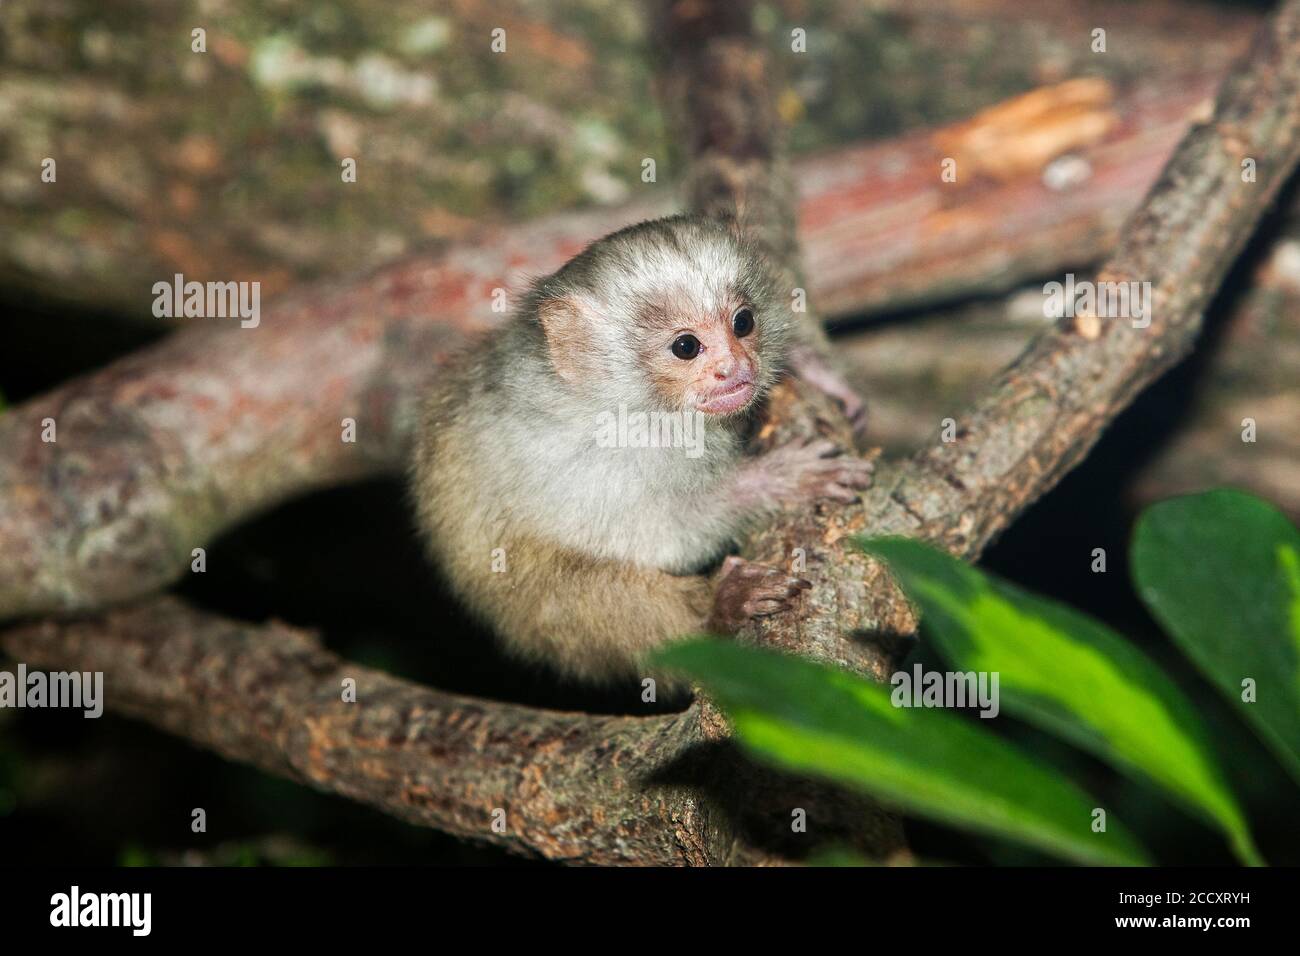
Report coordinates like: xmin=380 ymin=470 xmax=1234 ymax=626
xmin=857 ymin=535 xmax=1259 ymax=866
xmin=1132 ymin=488 xmax=1300 ymax=788
xmin=654 ymin=639 xmax=1149 ymax=866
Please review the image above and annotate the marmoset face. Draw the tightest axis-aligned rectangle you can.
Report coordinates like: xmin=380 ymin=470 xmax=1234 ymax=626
xmin=645 ymin=299 xmax=766 ymax=417
xmin=533 ymin=216 xmax=787 ymax=417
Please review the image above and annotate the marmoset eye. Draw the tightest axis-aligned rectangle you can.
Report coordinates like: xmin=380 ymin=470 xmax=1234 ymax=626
xmin=732 ymin=308 xmax=754 ymax=337
xmin=671 ymin=334 xmax=702 ymax=360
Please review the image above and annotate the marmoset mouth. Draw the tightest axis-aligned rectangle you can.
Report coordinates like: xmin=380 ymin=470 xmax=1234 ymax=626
xmin=694 ymin=378 xmax=756 ymax=415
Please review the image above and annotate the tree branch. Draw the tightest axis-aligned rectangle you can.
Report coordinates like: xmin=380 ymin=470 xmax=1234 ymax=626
xmin=0 ymin=71 xmax=1212 ymax=621
xmin=1 ymin=590 xmax=919 ymax=864
xmin=742 ymin=0 xmax=1300 ymax=677
xmin=0 ymin=597 xmax=717 ymax=865
xmin=877 ymin=0 xmax=1300 ymax=560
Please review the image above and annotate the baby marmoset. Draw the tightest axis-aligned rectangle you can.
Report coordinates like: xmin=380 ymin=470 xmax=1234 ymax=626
xmin=411 ymin=215 xmax=871 ymax=684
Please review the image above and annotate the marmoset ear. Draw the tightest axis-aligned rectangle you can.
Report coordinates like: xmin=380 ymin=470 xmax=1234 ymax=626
xmin=537 ymin=296 xmax=596 ymax=385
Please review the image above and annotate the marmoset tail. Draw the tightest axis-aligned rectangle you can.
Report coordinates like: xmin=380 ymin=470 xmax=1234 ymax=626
xmin=411 ymin=215 xmax=872 ymax=684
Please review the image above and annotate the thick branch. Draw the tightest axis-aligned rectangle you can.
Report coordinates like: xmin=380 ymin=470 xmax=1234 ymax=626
xmin=747 ymin=0 xmax=1300 ymax=677
xmin=0 ymin=597 xmax=715 ymax=865
xmin=0 ymin=74 xmax=1212 ymax=621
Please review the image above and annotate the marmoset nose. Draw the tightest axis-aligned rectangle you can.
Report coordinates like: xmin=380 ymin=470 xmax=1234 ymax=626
xmin=708 ymin=342 xmax=751 ymax=382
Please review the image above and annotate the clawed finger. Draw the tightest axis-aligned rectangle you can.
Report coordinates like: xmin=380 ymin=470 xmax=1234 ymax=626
xmin=744 ymin=598 xmax=794 ymax=618
xmin=799 ymin=438 xmax=842 ymax=458
xmin=820 ymin=484 xmax=861 ymax=504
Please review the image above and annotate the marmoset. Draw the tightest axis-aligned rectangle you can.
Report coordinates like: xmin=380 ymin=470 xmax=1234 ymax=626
xmin=411 ymin=215 xmax=872 ymax=684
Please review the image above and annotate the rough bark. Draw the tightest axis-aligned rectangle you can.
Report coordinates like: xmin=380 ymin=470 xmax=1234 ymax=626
xmin=0 ymin=73 xmax=1213 ymax=620
xmin=0 ymin=598 xmax=716 ymax=865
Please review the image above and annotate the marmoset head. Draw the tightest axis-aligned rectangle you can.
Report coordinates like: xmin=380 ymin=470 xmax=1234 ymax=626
xmin=527 ymin=216 xmax=788 ymax=417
